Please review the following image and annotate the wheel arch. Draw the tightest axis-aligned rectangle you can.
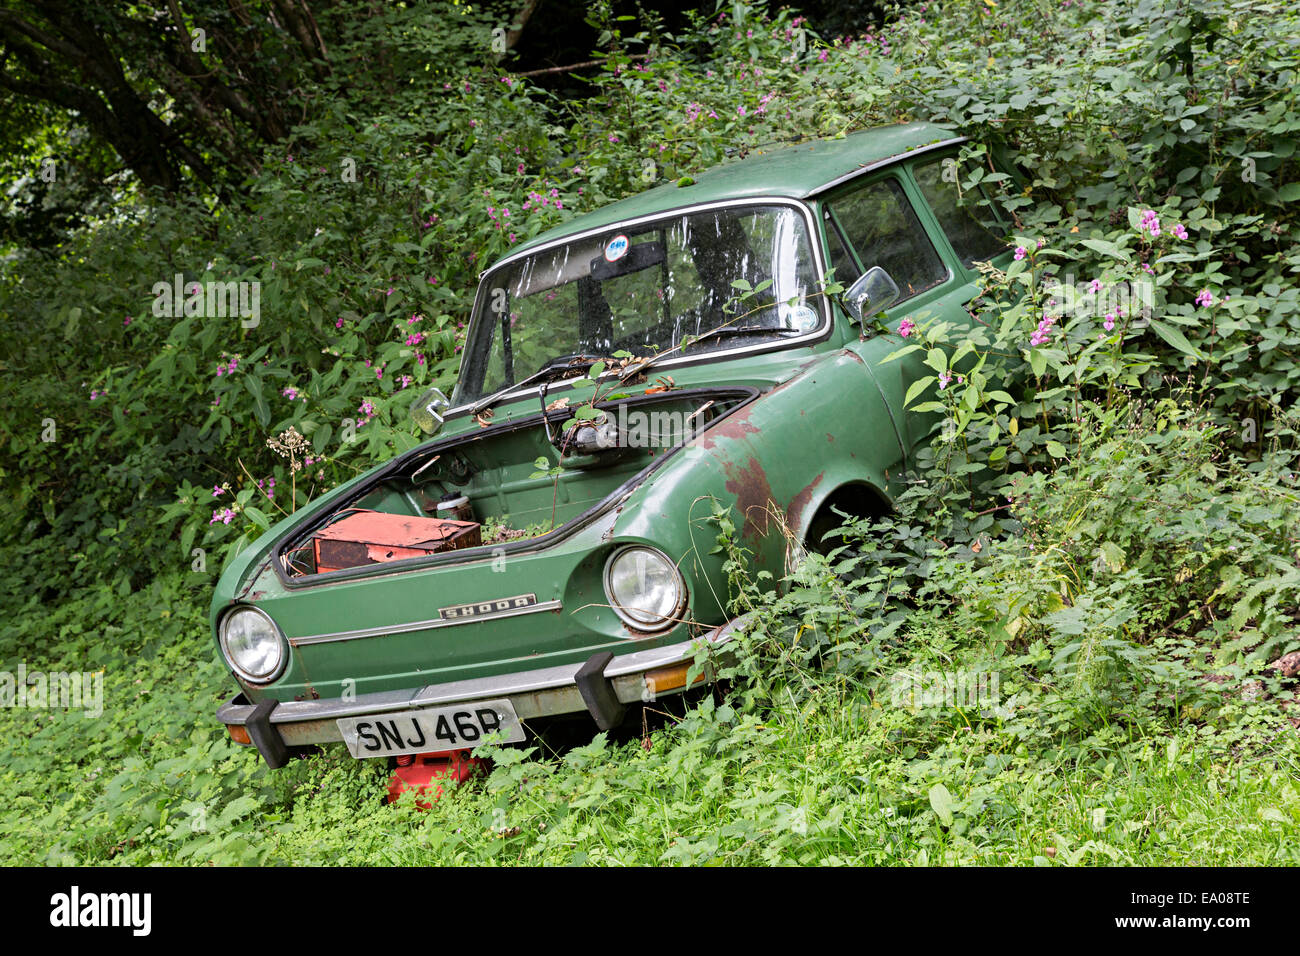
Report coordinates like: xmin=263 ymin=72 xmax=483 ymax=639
xmin=795 ymin=477 xmax=894 ymax=554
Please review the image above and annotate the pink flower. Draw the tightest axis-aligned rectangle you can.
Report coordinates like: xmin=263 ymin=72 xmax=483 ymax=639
xmin=1195 ymin=289 xmax=1214 ymax=308
xmin=1014 ymin=246 xmax=1027 ymax=261
xmin=1030 ymin=311 xmax=1058 ymax=347
xmin=1171 ymin=223 xmax=1188 ymax=240
xmin=938 ymin=372 xmax=952 ymax=390
xmin=281 ymin=387 xmax=298 ymax=401
xmin=898 ymin=318 xmax=915 ymax=338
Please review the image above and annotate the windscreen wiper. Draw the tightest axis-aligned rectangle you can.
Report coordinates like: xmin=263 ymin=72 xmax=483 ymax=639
xmin=468 ymin=355 xmax=603 ymax=417
xmin=620 ymin=325 xmax=800 ymax=382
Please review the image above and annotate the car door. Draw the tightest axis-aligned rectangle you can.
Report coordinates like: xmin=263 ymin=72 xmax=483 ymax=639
xmin=821 ymin=168 xmax=977 ymax=461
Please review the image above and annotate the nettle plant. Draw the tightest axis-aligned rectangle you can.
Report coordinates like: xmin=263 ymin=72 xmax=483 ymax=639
xmin=925 ymin=396 xmax=1300 ymax=738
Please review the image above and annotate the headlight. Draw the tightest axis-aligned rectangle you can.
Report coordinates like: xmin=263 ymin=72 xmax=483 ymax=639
xmin=603 ymin=546 xmax=686 ymax=631
xmin=219 ymin=606 xmax=286 ymax=684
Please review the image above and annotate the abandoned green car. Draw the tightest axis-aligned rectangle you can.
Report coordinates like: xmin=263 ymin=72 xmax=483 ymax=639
xmin=212 ymin=121 xmax=1013 ymax=778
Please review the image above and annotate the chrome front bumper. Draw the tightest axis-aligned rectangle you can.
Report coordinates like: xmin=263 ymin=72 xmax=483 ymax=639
xmin=216 ymin=615 xmax=747 ymax=766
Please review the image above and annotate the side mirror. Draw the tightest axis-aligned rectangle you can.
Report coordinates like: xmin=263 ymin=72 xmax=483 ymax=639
xmin=844 ymin=266 xmax=901 ymax=323
xmin=410 ymin=386 xmax=450 ymax=436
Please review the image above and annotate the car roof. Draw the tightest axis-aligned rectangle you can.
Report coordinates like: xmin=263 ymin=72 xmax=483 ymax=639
xmin=509 ymin=122 xmax=961 ymax=258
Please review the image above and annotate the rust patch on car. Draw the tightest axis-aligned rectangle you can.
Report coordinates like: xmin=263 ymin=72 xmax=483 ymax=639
xmin=724 ymin=456 xmax=775 ymax=542
xmin=787 ymin=472 xmax=825 ymax=525
xmin=694 ymin=405 xmax=760 ymax=450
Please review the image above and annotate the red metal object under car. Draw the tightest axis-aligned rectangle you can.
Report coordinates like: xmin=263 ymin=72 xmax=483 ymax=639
xmin=386 ymin=750 xmax=482 ymax=808
xmin=312 ymin=510 xmax=481 ymax=573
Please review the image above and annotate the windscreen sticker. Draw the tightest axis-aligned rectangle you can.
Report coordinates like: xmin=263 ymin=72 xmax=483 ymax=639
xmin=604 ymin=234 xmax=630 ymax=262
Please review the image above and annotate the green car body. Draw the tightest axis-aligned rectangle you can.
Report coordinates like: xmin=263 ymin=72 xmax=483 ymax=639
xmin=212 ymin=121 xmax=1014 ymax=766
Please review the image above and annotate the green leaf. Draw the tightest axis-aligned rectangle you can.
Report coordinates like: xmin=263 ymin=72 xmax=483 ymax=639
xmin=1147 ymin=319 xmax=1204 ymax=360
xmin=928 ymin=783 xmax=954 ymax=827
xmin=904 ymin=375 xmax=936 ymax=409
xmin=1029 ymin=349 xmax=1048 ymax=378
xmin=882 ymin=343 xmax=923 ymax=363
xmin=1099 ymin=541 xmax=1125 ymax=572
xmin=1045 ymin=440 xmax=1067 ymax=459
xmin=244 ymin=377 xmax=270 ymax=427
xmin=1080 ymin=238 xmax=1131 ymax=262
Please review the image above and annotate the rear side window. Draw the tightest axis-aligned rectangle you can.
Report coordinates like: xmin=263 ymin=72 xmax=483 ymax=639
xmin=825 ymin=177 xmax=947 ymax=303
xmin=913 ymin=159 xmax=1009 ymax=269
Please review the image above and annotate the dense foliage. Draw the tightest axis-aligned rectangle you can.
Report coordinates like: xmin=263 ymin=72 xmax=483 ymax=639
xmin=1 ymin=0 xmax=1298 ymax=864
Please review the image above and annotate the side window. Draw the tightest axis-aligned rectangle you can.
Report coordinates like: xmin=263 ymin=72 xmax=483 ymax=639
xmin=824 ymin=219 xmax=856 ymax=284
xmin=826 ymin=177 xmax=947 ymax=302
xmin=913 ymin=158 xmax=1009 ymax=269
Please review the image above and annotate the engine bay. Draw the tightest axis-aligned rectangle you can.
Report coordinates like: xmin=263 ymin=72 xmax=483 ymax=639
xmin=279 ymin=388 xmax=754 ymax=578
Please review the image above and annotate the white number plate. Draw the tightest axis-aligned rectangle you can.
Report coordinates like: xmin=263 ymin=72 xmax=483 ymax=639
xmin=337 ymin=698 xmax=525 ymax=759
